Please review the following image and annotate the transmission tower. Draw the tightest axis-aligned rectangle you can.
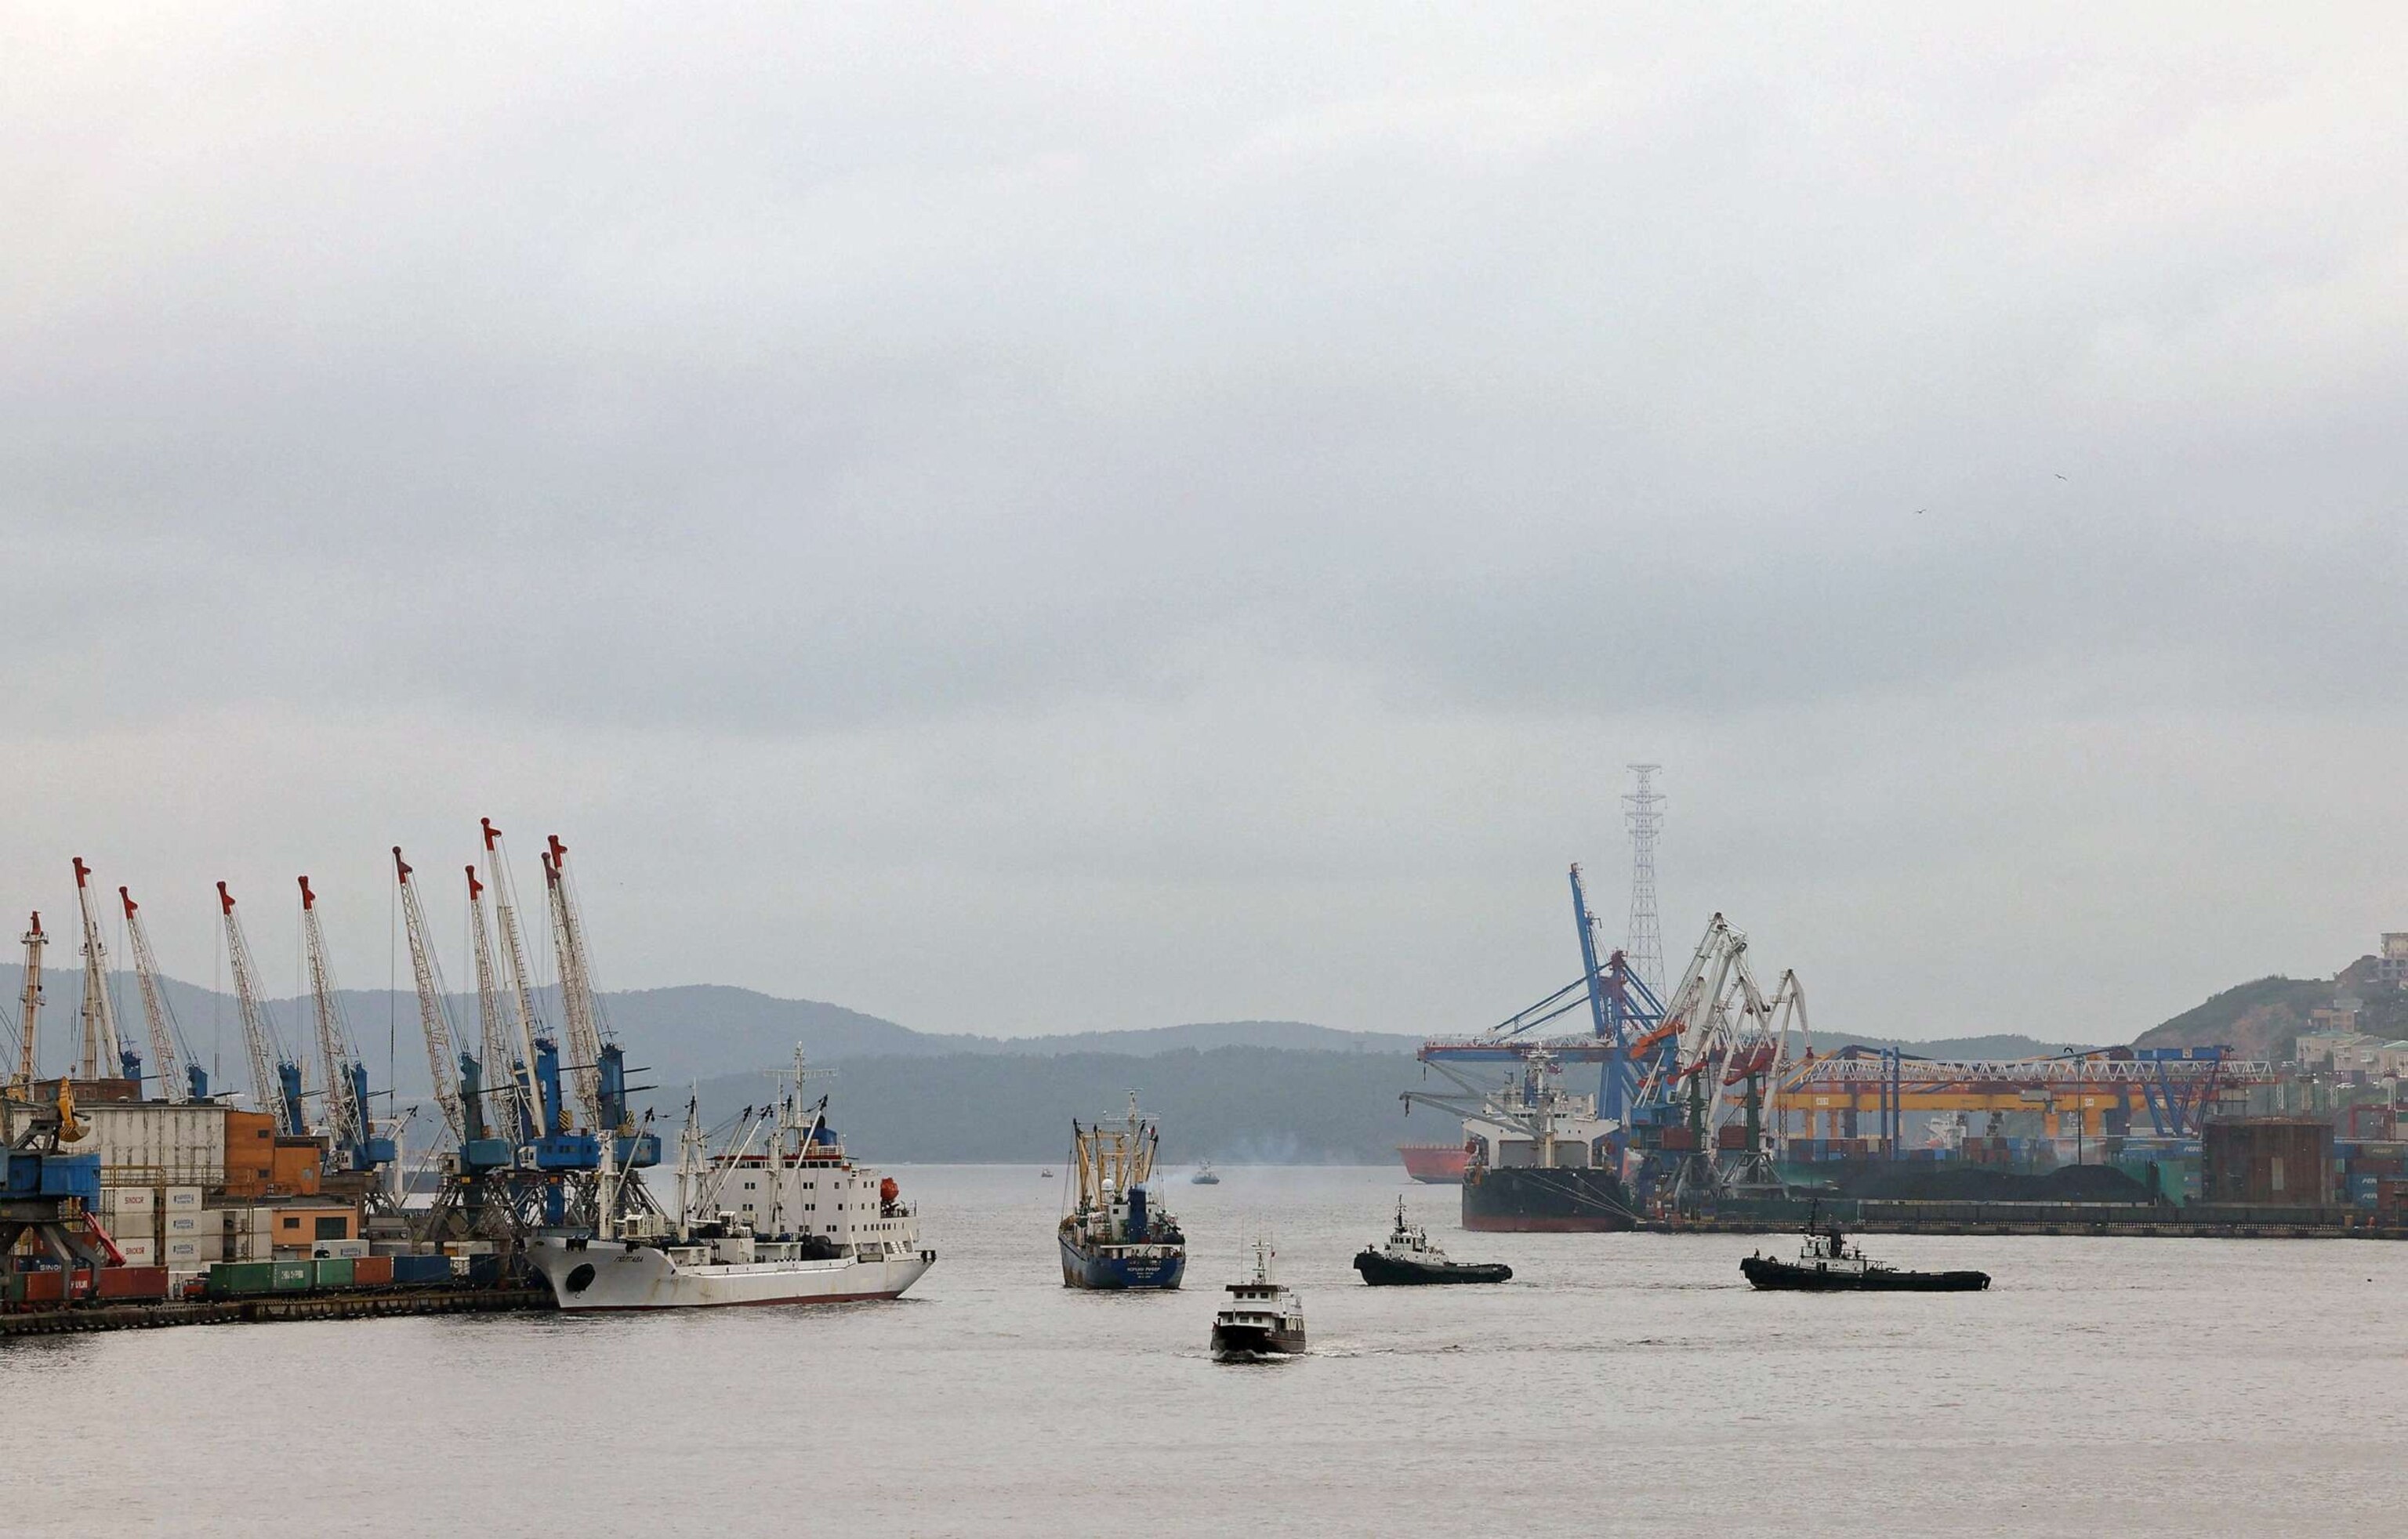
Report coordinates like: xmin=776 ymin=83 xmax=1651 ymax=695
xmin=1623 ymin=764 xmax=1665 ymax=996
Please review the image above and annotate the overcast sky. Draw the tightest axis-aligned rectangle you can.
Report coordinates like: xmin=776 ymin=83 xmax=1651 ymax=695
xmin=3 ymin=5 xmax=2403 ymax=1048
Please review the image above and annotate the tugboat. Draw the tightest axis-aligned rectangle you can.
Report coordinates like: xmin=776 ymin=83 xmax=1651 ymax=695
xmin=1058 ymin=1094 xmax=1187 ymax=1289
xmin=1741 ymin=1209 xmax=1989 ymax=1292
xmin=1210 ymin=1237 xmax=1305 ymax=1360
xmin=1190 ymin=1159 xmax=1220 ymax=1186
xmin=1352 ymin=1197 xmax=1511 ymax=1285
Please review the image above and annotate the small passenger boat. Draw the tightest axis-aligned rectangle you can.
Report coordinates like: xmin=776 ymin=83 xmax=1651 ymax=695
xmin=1741 ymin=1211 xmax=1989 ymax=1292
xmin=1353 ymin=1197 xmax=1510 ymax=1285
xmin=1211 ymin=1238 xmax=1305 ymax=1360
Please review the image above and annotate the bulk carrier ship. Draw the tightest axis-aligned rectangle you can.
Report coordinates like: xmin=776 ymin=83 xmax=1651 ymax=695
xmin=1405 ymin=1056 xmax=1638 ymax=1232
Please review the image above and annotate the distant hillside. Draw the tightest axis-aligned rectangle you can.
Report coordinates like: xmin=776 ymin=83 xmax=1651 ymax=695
xmin=979 ymin=1020 xmax=1423 ymax=1056
xmin=0 ymin=965 xmax=1416 ymax=1098
xmin=2134 ymin=957 xmax=2403 ymax=1061
xmin=685 ymin=1046 xmax=1418 ymax=1164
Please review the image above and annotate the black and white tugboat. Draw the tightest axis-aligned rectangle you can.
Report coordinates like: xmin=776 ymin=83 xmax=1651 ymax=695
xmin=1352 ymin=1197 xmax=1511 ymax=1286
xmin=1210 ymin=1237 xmax=1306 ymax=1360
xmin=1190 ymin=1159 xmax=1220 ymax=1186
xmin=1741 ymin=1210 xmax=1989 ymax=1292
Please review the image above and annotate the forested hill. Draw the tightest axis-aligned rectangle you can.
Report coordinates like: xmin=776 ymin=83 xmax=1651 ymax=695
xmin=683 ymin=1047 xmax=1434 ymax=1165
xmin=2134 ymin=956 xmax=2395 ymax=1062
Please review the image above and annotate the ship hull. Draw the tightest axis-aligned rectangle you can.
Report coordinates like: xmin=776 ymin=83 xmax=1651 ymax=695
xmin=1398 ymin=1144 xmax=1470 ymax=1185
xmin=1740 ymin=1255 xmax=1989 ymax=1291
xmin=528 ymin=1237 xmax=935 ymax=1311
xmin=1211 ymin=1321 xmax=1305 ymax=1360
xmin=1352 ymin=1250 xmax=1511 ymax=1285
xmin=1059 ymin=1235 xmax=1185 ymax=1290
xmin=1460 ymin=1166 xmax=1637 ymax=1233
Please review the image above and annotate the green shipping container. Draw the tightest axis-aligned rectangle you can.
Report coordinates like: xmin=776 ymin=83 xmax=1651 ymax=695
xmin=0 ymin=1272 xmax=23 ymax=1305
xmin=209 ymin=1262 xmax=276 ymax=1298
xmin=270 ymin=1260 xmax=314 ymax=1292
xmin=313 ymin=1258 xmax=354 ymax=1289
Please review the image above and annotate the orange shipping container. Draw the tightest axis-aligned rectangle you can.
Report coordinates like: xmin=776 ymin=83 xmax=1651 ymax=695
xmin=353 ymin=1255 xmax=393 ymax=1287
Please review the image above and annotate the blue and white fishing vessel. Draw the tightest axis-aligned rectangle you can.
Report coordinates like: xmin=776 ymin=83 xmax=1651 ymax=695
xmin=1058 ymin=1094 xmax=1186 ymax=1289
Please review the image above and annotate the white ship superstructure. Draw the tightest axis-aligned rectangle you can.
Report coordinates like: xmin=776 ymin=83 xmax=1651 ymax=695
xmin=528 ymin=1049 xmax=934 ymax=1311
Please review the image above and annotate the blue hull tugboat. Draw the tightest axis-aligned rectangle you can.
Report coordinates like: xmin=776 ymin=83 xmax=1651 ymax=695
xmin=1059 ymin=1094 xmax=1188 ymax=1290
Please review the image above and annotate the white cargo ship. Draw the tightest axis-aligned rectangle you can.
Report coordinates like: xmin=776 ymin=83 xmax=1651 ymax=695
xmin=528 ymin=1051 xmax=934 ymax=1311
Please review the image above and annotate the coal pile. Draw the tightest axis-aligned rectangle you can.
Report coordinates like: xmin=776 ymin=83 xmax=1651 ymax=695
xmin=1832 ymin=1161 xmax=2153 ymax=1204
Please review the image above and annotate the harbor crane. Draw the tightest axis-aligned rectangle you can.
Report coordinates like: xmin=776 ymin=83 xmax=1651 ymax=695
xmin=463 ymin=862 xmax=529 ymax=1150
xmin=392 ymin=849 xmax=466 ymax=1146
xmin=11 ymin=913 xmax=44 ymax=1091
xmin=119 ymin=886 xmax=205 ymax=1103
xmin=541 ymin=837 xmax=607 ymax=1134
xmin=1623 ymin=914 xmax=1809 ymax=1204
xmin=69 ymin=858 xmax=130 ymax=1082
xmin=481 ymin=819 xmax=566 ymax=1144
xmin=297 ymin=875 xmax=396 ymax=1175
xmin=542 ymin=835 xmax=655 ymax=1168
xmin=217 ymin=882 xmax=307 ymax=1135
xmin=395 ymin=848 xmax=515 ymax=1179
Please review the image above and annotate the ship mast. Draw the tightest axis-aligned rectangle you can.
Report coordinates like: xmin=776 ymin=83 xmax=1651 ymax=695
xmin=70 ymin=857 xmax=125 ymax=1081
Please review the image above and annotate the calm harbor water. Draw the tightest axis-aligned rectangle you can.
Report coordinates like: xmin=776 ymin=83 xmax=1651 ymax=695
xmin=6 ymin=1164 xmax=2406 ymax=1537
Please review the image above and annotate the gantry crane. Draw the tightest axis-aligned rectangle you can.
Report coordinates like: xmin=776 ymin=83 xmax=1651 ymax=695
xmin=119 ymin=886 xmax=205 ymax=1103
xmin=69 ymin=858 xmax=130 ymax=1083
xmin=297 ymin=875 xmax=395 ymax=1176
xmin=217 ymin=882 xmax=306 ymax=1135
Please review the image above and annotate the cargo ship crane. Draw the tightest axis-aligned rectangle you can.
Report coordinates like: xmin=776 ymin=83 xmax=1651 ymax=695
xmin=11 ymin=913 xmax=44 ymax=1092
xmin=69 ymin=858 xmax=132 ymax=1083
xmin=120 ymin=886 xmax=205 ymax=1103
xmin=218 ymin=882 xmax=307 ymax=1135
xmin=298 ymin=875 xmax=397 ymax=1176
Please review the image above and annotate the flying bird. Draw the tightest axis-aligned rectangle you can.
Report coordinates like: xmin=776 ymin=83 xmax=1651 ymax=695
xmin=2054 ymin=473 xmax=2068 ymax=481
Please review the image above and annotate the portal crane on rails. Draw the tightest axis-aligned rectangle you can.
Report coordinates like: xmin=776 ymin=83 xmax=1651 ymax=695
xmin=10 ymin=913 xmax=45 ymax=1092
xmin=120 ymin=886 xmax=205 ymax=1103
xmin=298 ymin=875 xmax=396 ymax=1177
xmin=392 ymin=849 xmax=466 ymax=1147
xmin=69 ymin=858 xmax=131 ymax=1083
xmin=542 ymin=834 xmax=656 ymax=1169
xmin=217 ymin=882 xmax=306 ymax=1135
xmin=462 ymin=862 xmax=528 ymax=1150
